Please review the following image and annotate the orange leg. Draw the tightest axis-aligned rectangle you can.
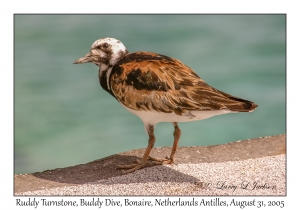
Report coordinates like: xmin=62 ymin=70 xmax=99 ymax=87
xmin=169 ymin=122 xmax=181 ymax=163
xmin=117 ymin=122 xmax=181 ymax=174
xmin=148 ymin=122 xmax=181 ymax=164
xmin=117 ymin=124 xmax=157 ymax=174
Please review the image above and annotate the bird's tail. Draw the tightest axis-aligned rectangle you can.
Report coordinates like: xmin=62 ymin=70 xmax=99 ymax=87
xmin=217 ymin=90 xmax=258 ymax=112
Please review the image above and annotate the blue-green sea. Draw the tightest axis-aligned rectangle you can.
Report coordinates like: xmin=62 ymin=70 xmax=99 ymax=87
xmin=14 ymin=15 xmax=286 ymax=174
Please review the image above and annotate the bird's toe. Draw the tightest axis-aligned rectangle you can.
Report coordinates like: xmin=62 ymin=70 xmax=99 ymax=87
xmin=148 ymin=156 xmax=174 ymax=164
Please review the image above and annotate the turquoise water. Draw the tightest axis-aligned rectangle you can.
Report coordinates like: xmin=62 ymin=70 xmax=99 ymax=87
xmin=14 ymin=15 xmax=286 ymax=174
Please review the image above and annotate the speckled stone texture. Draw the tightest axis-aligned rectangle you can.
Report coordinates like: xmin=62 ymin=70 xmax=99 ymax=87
xmin=15 ymin=134 xmax=286 ymax=196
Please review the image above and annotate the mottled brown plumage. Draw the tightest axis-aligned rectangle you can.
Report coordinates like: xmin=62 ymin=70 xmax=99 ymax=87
xmin=74 ymin=37 xmax=257 ymax=174
xmin=110 ymin=52 xmax=257 ymax=115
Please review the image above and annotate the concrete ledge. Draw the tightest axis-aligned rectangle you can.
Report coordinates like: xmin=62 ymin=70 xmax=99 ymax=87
xmin=14 ymin=134 xmax=286 ymax=195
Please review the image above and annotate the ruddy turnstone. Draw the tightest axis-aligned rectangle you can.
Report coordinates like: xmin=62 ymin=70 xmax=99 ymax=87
xmin=74 ymin=37 xmax=257 ymax=174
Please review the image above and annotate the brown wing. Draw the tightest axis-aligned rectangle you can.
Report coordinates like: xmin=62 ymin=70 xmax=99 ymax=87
xmin=110 ymin=52 xmax=257 ymax=115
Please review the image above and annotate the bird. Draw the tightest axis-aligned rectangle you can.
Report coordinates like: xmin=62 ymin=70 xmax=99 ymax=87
xmin=74 ymin=37 xmax=257 ymax=174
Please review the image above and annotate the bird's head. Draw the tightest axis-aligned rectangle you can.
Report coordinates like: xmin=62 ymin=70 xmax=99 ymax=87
xmin=74 ymin=37 xmax=129 ymax=70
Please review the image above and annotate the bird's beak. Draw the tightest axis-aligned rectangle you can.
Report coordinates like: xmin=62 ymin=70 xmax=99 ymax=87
xmin=73 ymin=52 xmax=93 ymax=64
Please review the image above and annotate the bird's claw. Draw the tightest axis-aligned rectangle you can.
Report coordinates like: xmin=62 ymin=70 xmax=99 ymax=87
xmin=116 ymin=159 xmax=153 ymax=174
xmin=148 ymin=155 xmax=174 ymax=164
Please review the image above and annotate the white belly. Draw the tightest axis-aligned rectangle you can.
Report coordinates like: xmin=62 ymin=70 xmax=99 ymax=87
xmin=122 ymin=105 xmax=234 ymax=126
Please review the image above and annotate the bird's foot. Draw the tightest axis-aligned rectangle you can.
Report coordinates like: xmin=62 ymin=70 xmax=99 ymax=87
xmin=116 ymin=158 xmax=168 ymax=174
xmin=116 ymin=159 xmax=152 ymax=174
xmin=148 ymin=155 xmax=174 ymax=164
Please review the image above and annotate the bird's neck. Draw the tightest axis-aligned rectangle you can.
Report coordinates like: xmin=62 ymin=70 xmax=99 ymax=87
xmin=98 ymin=52 xmax=129 ymax=98
xmin=98 ymin=65 xmax=116 ymax=98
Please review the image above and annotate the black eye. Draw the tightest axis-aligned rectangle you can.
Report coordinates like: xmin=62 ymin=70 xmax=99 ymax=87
xmin=102 ymin=43 xmax=109 ymax=48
